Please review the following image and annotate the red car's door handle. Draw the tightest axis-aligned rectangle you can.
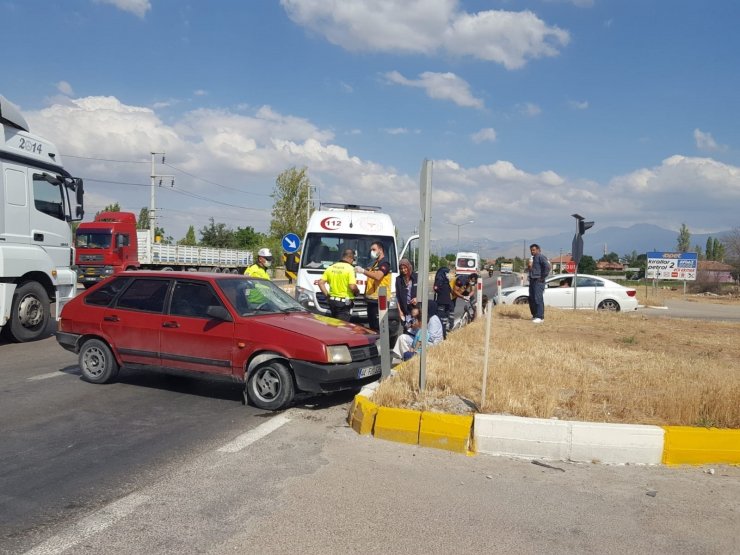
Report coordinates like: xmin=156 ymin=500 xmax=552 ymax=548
xmin=103 ymin=315 xmax=119 ymax=322
xmin=162 ymin=321 xmax=179 ymax=328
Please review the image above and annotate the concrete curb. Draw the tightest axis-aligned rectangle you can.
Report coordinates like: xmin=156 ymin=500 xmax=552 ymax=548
xmin=347 ymin=394 xmax=740 ymax=465
xmin=347 ymin=395 xmax=474 ymax=454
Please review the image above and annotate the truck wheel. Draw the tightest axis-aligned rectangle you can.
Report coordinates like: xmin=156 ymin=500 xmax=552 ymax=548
xmin=79 ymin=338 xmax=120 ymax=384
xmin=162 ymin=267 xmax=174 ymax=272
xmin=9 ymin=282 xmax=50 ymax=342
xmin=246 ymin=361 xmax=295 ymax=410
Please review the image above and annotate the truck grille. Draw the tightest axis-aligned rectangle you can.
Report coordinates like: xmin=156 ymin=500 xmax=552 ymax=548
xmin=80 ymin=254 xmax=104 ymax=262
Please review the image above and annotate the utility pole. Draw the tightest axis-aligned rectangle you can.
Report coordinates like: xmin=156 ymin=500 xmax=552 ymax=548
xmin=150 ymin=152 xmax=175 ymax=244
xmin=306 ymin=183 xmax=315 ymax=225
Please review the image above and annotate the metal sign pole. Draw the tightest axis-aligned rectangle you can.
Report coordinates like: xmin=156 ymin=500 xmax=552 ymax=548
xmin=378 ymin=286 xmax=391 ymax=380
xmin=417 ymin=160 xmax=433 ymax=392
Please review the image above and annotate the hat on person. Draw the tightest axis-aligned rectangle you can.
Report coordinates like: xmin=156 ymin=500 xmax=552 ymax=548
xmin=258 ymin=248 xmax=273 ymax=258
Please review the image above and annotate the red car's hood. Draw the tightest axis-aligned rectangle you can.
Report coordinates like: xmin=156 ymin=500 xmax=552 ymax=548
xmin=248 ymin=312 xmax=378 ymax=346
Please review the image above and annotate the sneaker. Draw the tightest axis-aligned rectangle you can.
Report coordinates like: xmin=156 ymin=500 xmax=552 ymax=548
xmin=532 ymin=318 xmax=543 ymax=324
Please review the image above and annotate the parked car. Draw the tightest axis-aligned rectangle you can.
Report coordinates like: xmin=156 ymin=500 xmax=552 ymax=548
xmin=494 ymin=274 xmax=638 ymax=312
xmin=56 ymin=272 xmax=381 ymax=410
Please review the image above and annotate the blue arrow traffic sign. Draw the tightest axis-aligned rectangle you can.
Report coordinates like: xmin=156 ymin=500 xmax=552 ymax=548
xmin=282 ymin=233 xmax=301 ymax=253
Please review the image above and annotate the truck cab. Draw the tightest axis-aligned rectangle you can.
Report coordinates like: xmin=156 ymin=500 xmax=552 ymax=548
xmin=75 ymin=211 xmax=140 ymax=287
xmin=1 ymin=94 xmax=84 ymax=341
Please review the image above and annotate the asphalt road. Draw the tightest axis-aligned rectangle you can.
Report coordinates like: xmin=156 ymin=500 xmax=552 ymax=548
xmin=2 ymin=374 xmax=737 ymax=554
xmin=0 ymin=331 xmax=282 ymax=553
xmin=2 ymin=278 xmax=737 ymax=553
xmin=639 ymin=298 xmax=740 ymax=322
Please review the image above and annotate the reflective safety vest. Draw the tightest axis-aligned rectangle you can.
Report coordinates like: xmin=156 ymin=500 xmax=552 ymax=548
xmin=365 ymin=258 xmax=391 ymax=301
xmin=321 ymin=261 xmax=357 ymax=299
xmin=244 ymin=264 xmax=270 ymax=280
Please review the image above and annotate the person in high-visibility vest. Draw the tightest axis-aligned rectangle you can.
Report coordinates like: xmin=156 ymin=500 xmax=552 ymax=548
xmin=356 ymin=241 xmax=391 ymax=331
xmin=244 ymin=248 xmax=272 ymax=280
xmin=244 ymin=248 xmax=272 ymax=307
xmin=317 ymin=249 xmax=359 ymax=322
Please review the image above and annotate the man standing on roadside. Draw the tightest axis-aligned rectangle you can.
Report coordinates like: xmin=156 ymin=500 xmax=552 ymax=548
xmin=317 ymin=249 xmax=359 ymax=322
xmin=244 ymin=248 xmax=272 ymax=280
xmin=357 ymin=241 xmax=391 ymax=331
xmin=527 ymin=243 xmax=550 ymax=324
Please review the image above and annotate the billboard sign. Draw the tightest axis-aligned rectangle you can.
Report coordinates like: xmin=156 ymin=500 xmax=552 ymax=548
xmin=646 ymin=251 xmax=698 ymax=281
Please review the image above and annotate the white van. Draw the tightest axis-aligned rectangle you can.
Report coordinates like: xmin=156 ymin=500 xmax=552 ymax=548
xmin=295 ymin=203 xmax=416 ymax=337
xmin=455 ymin=252 xmax=480 ymax=276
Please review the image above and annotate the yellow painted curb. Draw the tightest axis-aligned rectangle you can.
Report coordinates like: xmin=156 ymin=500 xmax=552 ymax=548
xmin=419 ymin=412 xmax=474 ymax=454
xmin=662 ymin=426 xmax=740 ymax=465
xmin=374 ymin=406 xmax=421 ymax=445
xmin=347 ymin=395 xmax=378 ymax=435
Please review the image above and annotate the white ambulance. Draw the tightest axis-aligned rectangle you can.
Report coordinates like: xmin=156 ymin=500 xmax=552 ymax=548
xmin=455 ymin=251 xmax=480 ymax=276
xmin=295 ymin=203 xmax=416 ymax=338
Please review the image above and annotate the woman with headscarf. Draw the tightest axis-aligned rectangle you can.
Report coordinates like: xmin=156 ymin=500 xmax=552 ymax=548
xmin=395 ymin=258 xmax=418 ymax=333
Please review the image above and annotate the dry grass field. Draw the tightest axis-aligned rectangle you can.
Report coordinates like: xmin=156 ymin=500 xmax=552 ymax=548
xmin=373 ymin=304 xmax=740 ymax=429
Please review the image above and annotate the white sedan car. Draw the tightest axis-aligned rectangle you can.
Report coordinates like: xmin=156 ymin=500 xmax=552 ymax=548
xmin=494 ymin=274 xmax=638 ymax=312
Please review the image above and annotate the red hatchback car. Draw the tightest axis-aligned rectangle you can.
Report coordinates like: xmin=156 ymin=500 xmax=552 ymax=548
xmin=56 ymin=272 xmax=381 ymax=410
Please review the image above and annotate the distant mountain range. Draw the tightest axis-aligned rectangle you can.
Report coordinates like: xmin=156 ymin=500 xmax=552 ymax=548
xmin=447 ymin=224 xmax=732 ymax=260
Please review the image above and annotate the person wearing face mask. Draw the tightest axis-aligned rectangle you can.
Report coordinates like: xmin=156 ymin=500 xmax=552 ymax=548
xmin=244 ymin=248 xmax=273 ymax=280
xmin=356 ymin=241 xmax=391 ymax=331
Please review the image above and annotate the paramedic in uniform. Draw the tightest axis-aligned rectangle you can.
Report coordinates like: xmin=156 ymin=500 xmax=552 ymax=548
xmin=317 ymin=249 xmax=359 ymax=322
xmin=357 ymin=241 xmax=391 ymax=331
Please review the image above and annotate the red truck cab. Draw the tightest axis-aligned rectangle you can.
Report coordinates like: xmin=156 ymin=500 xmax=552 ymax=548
xmin=75 ymin=211 xmax=140 ymax=287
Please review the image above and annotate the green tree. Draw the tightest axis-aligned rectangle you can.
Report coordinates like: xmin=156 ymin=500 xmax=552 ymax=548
xmin=137 ymin=207 xmax=150 ymax=230
xmin=234 ymin=226 xmax=266 ymax=250
xmin=578 ymin=255 xmax=597 ymax=274
xmin=600 ymin=252 xmax=620 ymax=263
xmin=713 ymin=238 xmax=725 ymax=261
xmin=178 ymin=225 xmax=197 ymax=246
xmin=95 ymin=202 xmax=121 ymax=218
xmin=677 ymin=223 xmax=691 ymax=253
xmin=199 ymin=217 xmax=236 ymax=248
xmin=269 ymin=167 xmax=311 ymax=241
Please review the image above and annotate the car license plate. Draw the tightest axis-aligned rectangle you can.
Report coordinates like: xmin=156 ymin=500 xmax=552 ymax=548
xmin=357 ymin=364 xmax=381 ymax=379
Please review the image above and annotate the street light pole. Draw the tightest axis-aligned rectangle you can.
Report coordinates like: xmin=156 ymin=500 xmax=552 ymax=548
xmin=446 ymin=220 xmax=475 ymax=252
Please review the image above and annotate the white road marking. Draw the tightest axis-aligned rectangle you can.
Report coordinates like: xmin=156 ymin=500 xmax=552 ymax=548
xmin=27 ymin=371 xmax=65 ymax=381
xmin=217 ymin=414 xmax=291 ymax=453
xmin=23 ymin=493 xmax=149 ymax=555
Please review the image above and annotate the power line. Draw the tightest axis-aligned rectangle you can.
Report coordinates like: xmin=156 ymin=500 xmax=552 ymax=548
xmin=62 ymin=153 xmax=149 ymax=164
xmin=80 ymin=177 xmax=150 ymax=187
xmin=163 ymin=161 xmax=270 ymax=197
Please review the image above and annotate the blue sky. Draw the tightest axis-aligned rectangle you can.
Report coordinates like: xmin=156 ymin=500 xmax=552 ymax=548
xmin=2 ymin=0 xmax=739 ymax=253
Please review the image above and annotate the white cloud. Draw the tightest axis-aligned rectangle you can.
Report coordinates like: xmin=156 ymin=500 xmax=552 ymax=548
xmin=56 ymin=81 xmax=75 ymax=96
xmin=93 ymin=0 xmax=151 ymax=18
xmin=693 ymin=128 xmax=726 ymax=153
xmin=384 ymin=70 xmax=484 ymax=109
xmin=519 ymin=102 xmax=541 ymax=116
xmin=471 ymin=127 xmax=496 ymax=143
xmin=193 ymin=89 xmax=208 ymax=97
xmin=24 ymin=96 xmax=740 ymax=244
xmin=568 ymin=100 xmax=588 ymax=110
xmin=384 ymin=128 xmax=408 ymax=135
xmin=281 ymin=0 xmax=569 ymax=69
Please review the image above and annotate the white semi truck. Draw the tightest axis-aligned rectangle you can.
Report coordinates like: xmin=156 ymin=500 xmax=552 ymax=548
xmin=1 ymin=95 xmax=84 ymax=342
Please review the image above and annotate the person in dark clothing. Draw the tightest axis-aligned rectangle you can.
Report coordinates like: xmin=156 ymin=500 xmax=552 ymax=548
xmin=433 ymin=266 xmax=453 ymax=332
xmin=527 ymin=243 xmax=551 ymax=323
xmin=395 ymin=258 xmax=418 ymax=333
